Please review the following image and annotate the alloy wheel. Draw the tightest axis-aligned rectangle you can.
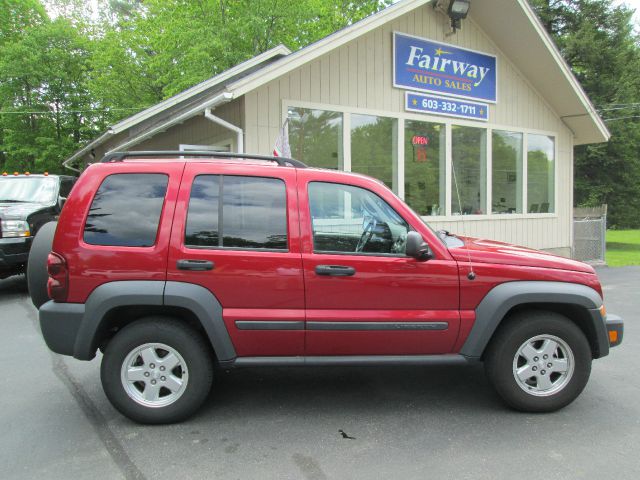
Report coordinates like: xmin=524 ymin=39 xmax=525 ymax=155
xmin=120 ymin=343 xmax=189 ymax=408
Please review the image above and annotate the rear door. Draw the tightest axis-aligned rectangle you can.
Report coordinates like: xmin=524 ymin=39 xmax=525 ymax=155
xmin=167 ymin=163 xmax=305 ymax=357
xmin=298 ymin=171 xmax=460 ymax=356
xmin=61 ymin=162 xmax=182 ymax=303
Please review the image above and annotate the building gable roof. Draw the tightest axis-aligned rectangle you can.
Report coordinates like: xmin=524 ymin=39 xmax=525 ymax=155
xmin=223 ymin=0 xmax=608 ymax=145
xmin=111 ymin=44 xmax=291 ymax=134
xmin=64 ymin=44 xmax=291 ymax=167
xmin=67 ymin=0 xmax=608 ymax=166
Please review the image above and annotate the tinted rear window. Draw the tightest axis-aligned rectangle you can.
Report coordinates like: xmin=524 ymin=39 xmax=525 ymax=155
xmin=84 ymin=173 xmax=168 ymax=247
xmin=185 ymin=175 xmax=287 ymax=250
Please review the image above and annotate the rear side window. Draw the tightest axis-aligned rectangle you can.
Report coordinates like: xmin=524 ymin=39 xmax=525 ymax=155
xmin=84 ymin=173 xmax=168 ymax=247
xmin=185 ymin=175 xmax=287 ymax=250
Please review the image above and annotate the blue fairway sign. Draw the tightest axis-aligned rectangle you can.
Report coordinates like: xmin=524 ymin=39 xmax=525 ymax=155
xmin=394 ymin=32 xmax=497 ymax=103
xmin=406 ymin=92 xmax=489 ymax=122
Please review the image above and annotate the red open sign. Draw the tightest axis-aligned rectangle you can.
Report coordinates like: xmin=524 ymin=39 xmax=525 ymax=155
xmin=412 ymin=135 xmax=429 ymax=146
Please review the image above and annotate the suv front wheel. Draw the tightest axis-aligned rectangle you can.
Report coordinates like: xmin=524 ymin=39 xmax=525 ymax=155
xmin=485 ymin=311 xmax=592 ymax=412
xmin=101 ymin=317 xmax=213 ymax=424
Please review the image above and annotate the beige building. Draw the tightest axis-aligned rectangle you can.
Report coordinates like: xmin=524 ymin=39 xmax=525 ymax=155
xmin=66 ymin=0 xmax=609 ymax=257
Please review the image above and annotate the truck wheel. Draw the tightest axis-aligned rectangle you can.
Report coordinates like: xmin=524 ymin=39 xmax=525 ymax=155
xmin=484 ymin=310 xmax=592 ymax=412
xmin=27 ymin=221 xmax=57 ymax=309
xmin=101 ymin=317 xmax=213 ymax=424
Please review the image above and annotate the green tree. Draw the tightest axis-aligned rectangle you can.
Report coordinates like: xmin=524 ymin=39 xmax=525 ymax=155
xmin=0 ymin=0 xmax=48 ymax=169
xmin=89 ymin=0 xmax=391 ymax=116
xmin=0 ymin=0 xmax=391 ymax=172
xmin=0 ymin=0 xmax=47 ymax=47
xmin=529 ymin=0 xmax=640 ymax=228
xmin=0 ymin=18 xmax=93 ymax=173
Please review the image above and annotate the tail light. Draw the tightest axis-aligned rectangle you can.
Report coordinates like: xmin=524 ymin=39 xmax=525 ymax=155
xmin=47 ymin=252 xmax=68 ymax=302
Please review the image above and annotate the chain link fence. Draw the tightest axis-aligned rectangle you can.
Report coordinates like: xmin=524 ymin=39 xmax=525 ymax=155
xmin=573 ymin=205 xmax=607 ymax=264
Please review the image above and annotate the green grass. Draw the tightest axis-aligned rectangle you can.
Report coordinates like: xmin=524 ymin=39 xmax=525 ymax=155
xmin=606 ymin=230 xmax=640 ymax=266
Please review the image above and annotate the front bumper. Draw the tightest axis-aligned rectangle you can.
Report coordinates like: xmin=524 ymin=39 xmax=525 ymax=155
xmin=606 ymin=314 xmax=624 ymax=348
xmin=0 ymin=236 xmax=32 ymax=269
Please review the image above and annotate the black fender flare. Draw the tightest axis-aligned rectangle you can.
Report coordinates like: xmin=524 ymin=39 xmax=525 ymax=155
xmin=459 ymin=281 xmax=607 ymax=359
xmin=74 ymin=281 xmax=236 ymax=361
xmin=163 ymin=281 xmax=236 ymax=361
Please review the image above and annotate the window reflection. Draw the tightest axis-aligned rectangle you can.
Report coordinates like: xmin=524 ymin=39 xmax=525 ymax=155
xmin=404 ymin=120 xmax=446 ymax=216
xmin=492 ymin=130 xmax=523 ymax=214
xmin=84 ymin=174 xmax=168 ymax=247
xmin=185 ymin=175 xmax=288 ymax=250
xmin=351 ymin=114 xmax=397 ymax=191
xmin=309 ymin=182 xmax=409 ymax=255
xmin=288 ymin=108 xmax=343 ymax=169
xmin=527 ymin=135 xmax=555 ymax=213
xmin=286 ymin=105 xmax=556 ymax=218
xmin=0 ymin=177 xmax=58 ymax=204
xmin=451 ymin=126 xmax=487 ymax=215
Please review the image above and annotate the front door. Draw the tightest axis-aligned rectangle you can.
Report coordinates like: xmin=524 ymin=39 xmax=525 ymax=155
xmin=167 ymin=162 xmax=305 ymax=356
xmin=298 ymin=174 xmax=460 ymax=356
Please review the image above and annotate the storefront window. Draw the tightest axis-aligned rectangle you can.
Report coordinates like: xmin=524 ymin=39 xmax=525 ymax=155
xmin=404 ymin=120 xmax=446 ymax=216
xmin=451 ymin=126 xmax=487 ymax=215
xmin=492 ymin=130 xmax=523 ymax=214
xmin=288 ymin=107 xmax=343 ymax=169
xmin=527 ymin=134 xmax=555 ymax=213
xmin=351 ymin=114 xmax=397 ymax=191
xmin=288 ymin=104 xmax=557 ymax=218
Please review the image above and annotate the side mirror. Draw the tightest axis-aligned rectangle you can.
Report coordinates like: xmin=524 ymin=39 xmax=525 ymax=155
xmin=405 ymin=231 xmax=433 ymax=261
xmin=58 ymin=196 xmax=67 ymax=210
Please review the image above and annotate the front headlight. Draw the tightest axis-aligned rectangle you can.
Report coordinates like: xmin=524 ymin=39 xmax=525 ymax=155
xmin=1 ymin=220 xmax=30 ymax=238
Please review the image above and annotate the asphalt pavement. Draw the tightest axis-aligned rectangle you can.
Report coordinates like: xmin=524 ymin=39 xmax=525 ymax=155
xmin=0 ymin=267 xmax=638 ymax=480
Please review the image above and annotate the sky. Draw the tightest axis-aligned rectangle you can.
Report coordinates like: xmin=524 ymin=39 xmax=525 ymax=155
xmin=615 ymin=0 xmax=640 ymax=23
xmin=44 ymin=0 xmax=640 ymax=27
xmin=618 ymin=0 xmax=640 ymax=11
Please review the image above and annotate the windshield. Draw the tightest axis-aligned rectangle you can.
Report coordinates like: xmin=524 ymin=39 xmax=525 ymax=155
xmin=0 ymin=177 xmax=58 ymax=204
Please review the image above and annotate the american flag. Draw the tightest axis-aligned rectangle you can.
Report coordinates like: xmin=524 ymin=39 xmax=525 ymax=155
xmin=273 ymin=119 xmax=291 ymax=158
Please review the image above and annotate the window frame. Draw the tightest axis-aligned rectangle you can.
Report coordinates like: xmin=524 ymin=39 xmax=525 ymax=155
xmin=283 ymin=99 xmax=558 ymax=223
xmin=307 ymin=180 xmax=412 ymax=258
xmin=184 ymin=174 xmax=290 ymax=253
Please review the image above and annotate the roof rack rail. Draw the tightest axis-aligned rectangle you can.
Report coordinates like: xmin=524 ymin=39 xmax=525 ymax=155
xmin=100 ymin=151 xmax=308 ymax=168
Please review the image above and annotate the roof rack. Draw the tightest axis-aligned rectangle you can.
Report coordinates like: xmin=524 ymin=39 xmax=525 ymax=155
xmin=100 ymin=151 xmax=308 ymax=168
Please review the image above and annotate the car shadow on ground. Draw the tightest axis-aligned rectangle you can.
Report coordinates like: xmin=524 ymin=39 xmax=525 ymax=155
xmin=196 ymin=362 xmax=506 ymax=421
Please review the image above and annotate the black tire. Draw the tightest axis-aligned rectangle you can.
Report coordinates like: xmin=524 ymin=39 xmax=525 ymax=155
xmin=101 ymin=317 xmax=213 ymax=424
xmin=485 ymin=310 xmax=592 ymax=412
xmin=27 ymin=221 xmax=57 ymax=309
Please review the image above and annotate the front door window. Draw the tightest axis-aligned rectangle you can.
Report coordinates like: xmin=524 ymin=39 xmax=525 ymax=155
xmin=308 ymin=182 xmax=410 ymax=256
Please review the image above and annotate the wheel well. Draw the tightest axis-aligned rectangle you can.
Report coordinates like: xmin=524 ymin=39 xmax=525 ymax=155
xmin=486 ymin=303 xmax=601 ymax=359
xmin=94 ymin=305 xmax=216 ymax=359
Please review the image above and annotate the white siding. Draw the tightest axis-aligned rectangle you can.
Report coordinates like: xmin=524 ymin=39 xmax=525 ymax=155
xmin=244 ymin=6 xmax=574 ymax=254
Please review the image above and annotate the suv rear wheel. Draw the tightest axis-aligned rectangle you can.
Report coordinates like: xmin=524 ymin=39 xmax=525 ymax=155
xmin=101 ymin=317 xmax=213 ymax=424
xmin=485 ymin=310 xmax=592 ymax=412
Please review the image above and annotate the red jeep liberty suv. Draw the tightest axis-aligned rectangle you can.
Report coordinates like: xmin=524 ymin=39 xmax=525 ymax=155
xmin=29 ymin=151 xmax=624 ymax=424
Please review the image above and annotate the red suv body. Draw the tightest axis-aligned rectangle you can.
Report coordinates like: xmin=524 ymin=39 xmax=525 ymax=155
xmin=32 ymin=152 xmax=623 ymax=424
